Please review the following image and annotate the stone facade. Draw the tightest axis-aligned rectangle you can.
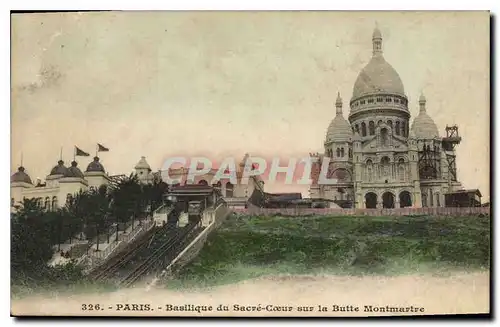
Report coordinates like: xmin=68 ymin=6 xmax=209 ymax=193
xmin=309 ymin=27 xmax=463 ymax=209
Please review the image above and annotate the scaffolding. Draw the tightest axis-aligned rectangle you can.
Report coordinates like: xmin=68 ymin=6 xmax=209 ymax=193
xmin=442 ymin=125 xmax=462 ymax=181
xmin=418 ymin=141 xmax=440 ymax=179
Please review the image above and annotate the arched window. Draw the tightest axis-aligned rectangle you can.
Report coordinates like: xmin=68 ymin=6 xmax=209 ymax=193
xmin=380 ymin=128 xmax=389 ymax=147
xmin=436 ymin=193 xmax=441 ymax=207
xmin=52 ymin=196 xmax=58 ymax=210
xmin=369 ymin=121 xmax=375 ymax=135
xmin=340 ymin=148 xmax=345 ymax=157
xmin=44 ymin=197 xmax=50 ymax=211
xmin=361 ymin=122 xmax=367 ymax=137
xmin=336 ymin=148 xmax=340 ymax=157
xmin=395 ymin=121 xmax=400 ymax=135
xmin=366 ymin=160 xmax=373 ymax=182
xmin=398 ymin=158 xmax=405 ymax=181
xmin=401 ymin=122 xmax=406 ymax=137
xmin=429 ymin=189 xmax=434 ymax=207
xmin=387 ymin=120 xmax=393 ymax=131
xmin=355 ymin=124 xmax=360 ymax=135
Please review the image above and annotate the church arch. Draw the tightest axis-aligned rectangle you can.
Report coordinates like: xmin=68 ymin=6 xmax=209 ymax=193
xmin=382 ymin=191 xmax=395 ymax=208
xmin=401 ymin=122 xmax=406 ymax=137
xmin=198 ymin=179 xmax=208 ymax=186
xmin=435 ymin=193 xmax=441 ymax=207
xmin=355 ymin=124 xmax=360 ymax=135
xmin=365 ymin=192 xmax=377 ymax=209
xmin=336 ymin=148 xmax=341 ymax=157
xmin=52 ymin=196 xmax=58 ymax=210
xmin=399 ymin=191 xmax=412 ymax=208
xmin=395 ymin=121 xmax=400 ymax=135
xmin=369 ymin=121 xmax=375 ymax=135
xmin=44 ymin=197 xmax=50 ymax=210
xmin=340 ymin=148 xmax=345 ymax=157
xmin=387 ymin=120 xmax=393 ymax=131
xmin=361 ymin=122 xmax=367 ymax=137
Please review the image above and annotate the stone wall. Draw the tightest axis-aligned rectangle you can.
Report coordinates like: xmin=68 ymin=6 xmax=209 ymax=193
xmin=232 ymin=206 xmax=490 ymax=217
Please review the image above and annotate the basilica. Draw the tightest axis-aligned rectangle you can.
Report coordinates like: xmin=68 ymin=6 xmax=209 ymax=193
xmin=309 ymin=27 xmax=464 ymax=209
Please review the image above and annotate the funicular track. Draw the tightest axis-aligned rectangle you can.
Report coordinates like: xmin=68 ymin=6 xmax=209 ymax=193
xmin=89 ymin=209 xmax=180 ymax=282
xmin=117 ymin=217 xmax=203 ymax=288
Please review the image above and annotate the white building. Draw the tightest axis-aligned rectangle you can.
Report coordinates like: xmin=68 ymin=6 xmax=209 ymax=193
xmin=309 ymin=27 xmax=464 ymax=209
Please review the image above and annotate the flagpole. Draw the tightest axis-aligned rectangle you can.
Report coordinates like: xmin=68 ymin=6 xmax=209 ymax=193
xmin=73 ymin=146 xmax=76 ymax=162
xmin=96 ymin=144 xmax=98 ymax=158
xmin=20 ymin=152 xmax=23 ymax=167
xmin=60 ymin=147 xmax=63 ymax=161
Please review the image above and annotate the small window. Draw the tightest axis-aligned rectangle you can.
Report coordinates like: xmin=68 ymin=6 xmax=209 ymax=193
xmin=386 ymin=98 xmax=392 ymax=102
xmin=377 ymin=97 xmax=383 ymax=102
xmin=360 ymin=100 xmax=366 ymax=105
xmin=394 ymin=99 xmax=400 ymax=103
xmin=368 ymin=99 xmax=374 ymax=104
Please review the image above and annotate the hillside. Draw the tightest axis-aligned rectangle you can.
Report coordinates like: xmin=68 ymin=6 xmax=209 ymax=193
xmin=166 ymin=214 xmax=490 ymax=289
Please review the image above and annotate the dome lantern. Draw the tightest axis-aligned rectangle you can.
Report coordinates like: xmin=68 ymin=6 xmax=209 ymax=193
xmin=372 ymin=26 xmax=383 ymax=56
xmin=335 ymin=92 xmax=343 ymax=115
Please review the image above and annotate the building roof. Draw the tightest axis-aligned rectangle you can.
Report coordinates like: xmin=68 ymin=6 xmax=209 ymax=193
xmin=326 ymin=92 xmax=353 ymax=143
xmin=11 ymin=166 xmax=33 ymax=184
xmin=351 ymin=28 xmax=405 ymax=100
xmin=86 ymin=156 xmax=106 ymax=173
xmin=49 ymin=160 xmax=68 ymax=176
xmin=411 ymin=93 xmax=440 ymax=139
xmin=135 ymin=156 xmax=152 ymax=171
xmin=64 ymin=161 xmax=85 ymax=178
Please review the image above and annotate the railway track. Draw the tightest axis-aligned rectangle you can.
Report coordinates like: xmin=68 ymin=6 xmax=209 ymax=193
xmin=117 ymin=219 xmax=202 ymax=288
xmin=89 ymin=209 xmax=180 ymax=282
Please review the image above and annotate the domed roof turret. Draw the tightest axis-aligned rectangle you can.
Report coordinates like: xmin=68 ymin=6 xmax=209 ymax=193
xmin=411 ymin=93 xmax=440 ymax=139
xmin=50 ymin=160 xmax=68 ymax=176
xmin=326 ymin=92 xmax=353 ymax=143
xmin=351 ymin=27 xmax=405 ymax=100
xmin=135 ymin=156 xmax=151 ymax=171
xmin=86 ymin=156 xmax=106 ymax=173
xmin=11 ymin=166 xmax=32 ymax=184
xmin=64 ymin=161 xmax=85 ymax=178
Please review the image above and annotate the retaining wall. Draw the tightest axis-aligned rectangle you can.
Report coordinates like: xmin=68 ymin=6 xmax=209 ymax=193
xmin=232 ymin=206 xmax=490 ymax=217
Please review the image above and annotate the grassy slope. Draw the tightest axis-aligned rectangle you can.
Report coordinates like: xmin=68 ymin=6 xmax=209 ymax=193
xmin=167 ymin=214 xmax=490 ymax=289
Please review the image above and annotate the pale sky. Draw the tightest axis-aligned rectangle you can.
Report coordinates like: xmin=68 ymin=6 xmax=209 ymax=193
xmin=11 ymin=11 xmax=490 ymax=200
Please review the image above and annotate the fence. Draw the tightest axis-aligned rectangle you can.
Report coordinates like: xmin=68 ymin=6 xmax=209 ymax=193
xmin=232 ymin=206 xmax=490 ymax=217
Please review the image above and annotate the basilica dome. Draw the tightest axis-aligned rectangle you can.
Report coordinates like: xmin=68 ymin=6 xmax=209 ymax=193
xmin=326 ymin=93 xmax=353 ymax=142
xmin=351 ymin=28 xmax=405 ymax=100
xmin=411 ymin=94 xmax=440 ymax=139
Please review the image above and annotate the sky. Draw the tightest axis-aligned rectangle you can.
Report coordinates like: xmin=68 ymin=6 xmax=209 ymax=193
xmin=11 ymin=11 xmax=490 ymax=200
